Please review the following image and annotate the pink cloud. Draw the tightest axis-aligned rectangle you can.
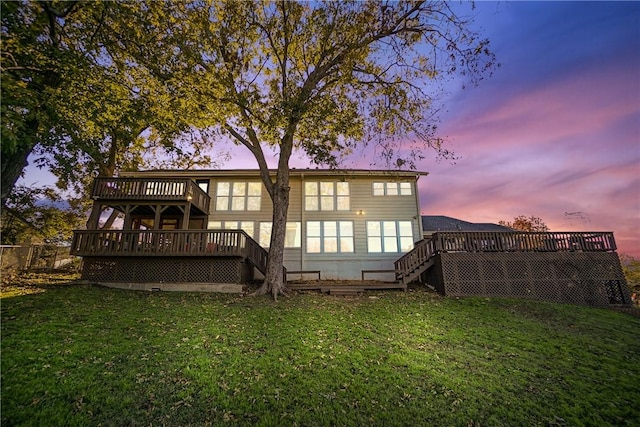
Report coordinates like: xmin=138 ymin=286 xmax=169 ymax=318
xmin=415 ymin=59 xmax=639 ymax=257
xmin=445 ymin=67 xmax=638 ymax=155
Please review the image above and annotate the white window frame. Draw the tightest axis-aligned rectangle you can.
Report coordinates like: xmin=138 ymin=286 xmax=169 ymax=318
xmin=367 ymin=220 xmax=414 ymax=253
xmin=372 ymin=182 xmax=412 ymax=196
xmin=215 ymin=182 xmax=262 ymax=211
xmin=304 ymin=181 xmax=350 ymax=211
xmin=259 ymin=222 xmax=302 ymax=249
xmin=306 ymin=221 xmax=354 ymax=254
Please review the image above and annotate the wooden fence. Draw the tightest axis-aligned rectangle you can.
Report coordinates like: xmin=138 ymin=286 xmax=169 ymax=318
xmin=0 ymin=245 xmax=78 ymax=271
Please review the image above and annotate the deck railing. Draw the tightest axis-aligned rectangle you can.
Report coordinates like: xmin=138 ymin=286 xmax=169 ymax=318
xmin=393 ymin=231 xmax=617 ymax=282
xmin=394 ymin=237 xmax=437 ymax=280
xmin=71 ymin=229 xmax=268 ymax=274
xmin=91 ymin=177 xmax=210 ymax=213
xmin=433 ymin=231 xmax=617 ymax=253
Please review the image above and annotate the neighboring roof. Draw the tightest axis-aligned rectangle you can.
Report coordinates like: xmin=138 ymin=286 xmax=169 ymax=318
xmin=422 ymin=215 xmax=512 ymax=233
xmin=121 ymin=168 xmax=428 ymax=179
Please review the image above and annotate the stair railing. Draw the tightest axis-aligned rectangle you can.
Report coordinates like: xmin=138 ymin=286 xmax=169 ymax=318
xmin=394 ymin=237 xmax=437 ymax=281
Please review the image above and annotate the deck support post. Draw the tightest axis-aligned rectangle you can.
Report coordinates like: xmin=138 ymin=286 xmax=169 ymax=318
xmin=122 ymin=205 xmax=135 ymax=230
xmin=153 ymin=205 xmax=162 ymax=230
xmin=183 ymin=202 xmax=191 ymax=230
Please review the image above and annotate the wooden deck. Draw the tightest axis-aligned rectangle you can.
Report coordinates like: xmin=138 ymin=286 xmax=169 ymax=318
xmin=91 ymin=177 xmax=210 ymax=214
xmin=395 ymin=231 xmax=618 ymax=285
xmin=71 ymin=229 xmax=626 ymax=305
xmin=426 ymin=251 xmax=630 ymax=307
xmin=393 ymin=231 xmax=629 ymax=307
xmin=71 ymin=229 xmax=268 ymax=275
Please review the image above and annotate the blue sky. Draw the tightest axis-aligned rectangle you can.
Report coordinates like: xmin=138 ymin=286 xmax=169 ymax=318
xmin=421 ymin=1 xmax=640 ymax=256
xmin=20 ymin=1 xmax=640 ymax=256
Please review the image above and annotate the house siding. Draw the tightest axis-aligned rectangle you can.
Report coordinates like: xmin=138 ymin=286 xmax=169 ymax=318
xmin=297 ymin=175 xmax=422 ymax=280
xmin=122 ymin=169 xmax=426 ymax=281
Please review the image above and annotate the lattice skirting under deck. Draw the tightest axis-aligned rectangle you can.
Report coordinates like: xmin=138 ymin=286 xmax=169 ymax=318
xmin=425 ymin=252 xmax=630 ymax=307
xmin=81 ymin=257 xmax=253 ymax=284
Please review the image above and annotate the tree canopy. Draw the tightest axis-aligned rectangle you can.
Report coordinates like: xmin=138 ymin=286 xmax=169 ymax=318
xmin=1 ymin=0 xmax=87 ymax=204
xmin=162 ymin=0 xmax=496 ymax=170
xmin=619 ymin=254 xmax=640 ymax=300
xmin=3 ymin=1 xmax=497 ymax=298
xmin=1 ymin=0 xmax=220 ymax=207
xmin=127 ymin=0 xmax=496 ymax=298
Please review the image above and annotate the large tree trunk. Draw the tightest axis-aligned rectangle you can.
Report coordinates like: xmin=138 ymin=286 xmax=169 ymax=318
xmin=1 ymin=142 xmax=34 ymax=207
xmin=254 ymin=176 xmax=290 ymax=300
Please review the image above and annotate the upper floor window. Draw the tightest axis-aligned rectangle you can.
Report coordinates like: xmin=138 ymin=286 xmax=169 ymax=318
xmin=195 ymin=179 xmax=210 ymax=194
xmin=367 ymin=220 xmax=413 ymax=253
xmin=307 ymin=221 xmax=354 ymax=253
xmin=305 ymin=181 xmax=350 ymax=211
xmin=216 ymin=182 xmax=262 ymax=211
xmin=372 ymin=182 xmax=412 ymax=196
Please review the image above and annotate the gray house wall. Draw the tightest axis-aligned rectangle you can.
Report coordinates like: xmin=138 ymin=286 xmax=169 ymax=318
xmin=122 ymin=169 xmax=426 ymax=281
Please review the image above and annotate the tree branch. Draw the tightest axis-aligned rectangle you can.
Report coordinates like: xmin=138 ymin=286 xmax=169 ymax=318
xmin=224 ymin=123 xmax=274 ymax=195
xmin=1 ymin=206 xmax=46 ymax=236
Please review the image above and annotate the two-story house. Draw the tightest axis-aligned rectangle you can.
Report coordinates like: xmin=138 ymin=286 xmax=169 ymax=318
xmin=71 ymin=168 xmax=631 ymax=307
xmin=72 ymin=169 xmax=427 ymax=290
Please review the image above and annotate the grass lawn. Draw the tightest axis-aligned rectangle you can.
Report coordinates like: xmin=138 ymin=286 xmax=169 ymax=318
xmin=2 ymin=274 xmax=639 ymax=426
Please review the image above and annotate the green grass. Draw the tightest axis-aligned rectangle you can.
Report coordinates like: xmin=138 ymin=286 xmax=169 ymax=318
xmin=2 ymin=276 xmax=639 ymax=426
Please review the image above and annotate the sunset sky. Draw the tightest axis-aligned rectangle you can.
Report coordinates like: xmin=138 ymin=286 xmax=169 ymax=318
xmin=21 ymin=2 xmax=640 ymax=256
xmin=222 ymin=1 xmax=640 ymax=256
xmin=426 ymin=1 xmax=640 ymax=257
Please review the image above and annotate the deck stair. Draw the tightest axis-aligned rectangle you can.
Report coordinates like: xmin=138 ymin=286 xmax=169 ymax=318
xmin=394 ymin=237 xmax=437 ymax=285
xmin=288 ymin=282 xmax=406 ymax=293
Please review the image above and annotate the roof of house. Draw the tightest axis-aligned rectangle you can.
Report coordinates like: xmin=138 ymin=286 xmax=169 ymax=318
xmin=121 ymin=168 xmax=428 ymax=179
xmin=422 ymin=215 xmax=512 ymax=233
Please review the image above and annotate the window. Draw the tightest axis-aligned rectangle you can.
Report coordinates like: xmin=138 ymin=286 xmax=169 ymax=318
xmin=372 ymin=182 xmax=412 ymax=196
xmin=195 ymin=179 xmax=209 ymax=194
xmin=306 ymin=221 xmax=354 ymax=253
xmin=215 ymin=182 xmax=262 ymax=211
xmin=367 ymin=221 xmax=413 ymax=253
xmin=305 ymin=181 xmax=350 ymax=211
xmin=259 ymin=222 xmax=301 ymax=248
xmin=208 ymin=221 xmax=255 ymax=238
